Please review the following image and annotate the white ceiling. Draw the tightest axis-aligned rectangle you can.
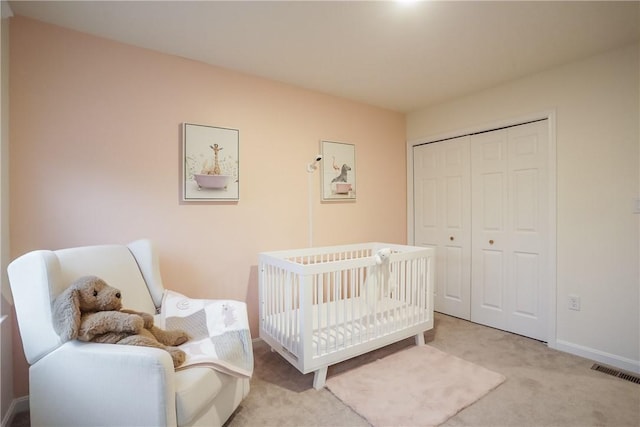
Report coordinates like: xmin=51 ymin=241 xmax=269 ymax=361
xmin=8 ymin=1 xmax=640 ymax=113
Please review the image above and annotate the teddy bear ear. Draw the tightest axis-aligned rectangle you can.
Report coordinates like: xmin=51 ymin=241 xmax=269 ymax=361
xmin=52 ymin=285 xmax=81 ymax=342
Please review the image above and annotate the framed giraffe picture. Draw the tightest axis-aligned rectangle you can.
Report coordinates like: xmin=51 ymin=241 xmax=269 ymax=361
xmin=321 ymin=140 xmax=356 ymax=201
xmin=182 ymin=123 xmax=239 ymax=201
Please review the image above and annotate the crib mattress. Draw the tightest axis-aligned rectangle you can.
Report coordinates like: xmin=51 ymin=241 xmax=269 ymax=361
xmin=263 ymin=296 xmax=429 ymax=356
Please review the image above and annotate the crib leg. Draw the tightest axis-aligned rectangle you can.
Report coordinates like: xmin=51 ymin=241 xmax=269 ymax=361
xmin=313 ymin=367 xmax=328 ymax=390
xmin=415 ymin=332 xmax=425 ymax=346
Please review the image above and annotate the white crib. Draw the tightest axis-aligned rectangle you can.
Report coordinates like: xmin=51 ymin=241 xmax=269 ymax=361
xmin=259 ymin=242 xmax=434 ymax=389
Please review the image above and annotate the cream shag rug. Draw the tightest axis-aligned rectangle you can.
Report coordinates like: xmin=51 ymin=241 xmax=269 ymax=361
xmin=325 ymin=345 xmax=506 ymax=427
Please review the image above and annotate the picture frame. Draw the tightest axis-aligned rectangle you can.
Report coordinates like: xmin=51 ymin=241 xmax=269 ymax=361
xmin=182 ymin=123 xmax=239 ymax=201
xmin=321 ymin=140 xmax=356 ymax=201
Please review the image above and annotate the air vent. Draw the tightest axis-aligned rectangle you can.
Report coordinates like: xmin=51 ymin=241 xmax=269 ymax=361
xmin=591 ymin=364 xmax=640 ymax=384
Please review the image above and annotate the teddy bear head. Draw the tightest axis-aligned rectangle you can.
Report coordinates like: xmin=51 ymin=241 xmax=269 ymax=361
xmin=52 ymin=275 xmax=123 ymax=342
xmin=374 ymin=248 xmax=392 ymax=265
xmin=73 ymin=275 xmax=123 ymax=312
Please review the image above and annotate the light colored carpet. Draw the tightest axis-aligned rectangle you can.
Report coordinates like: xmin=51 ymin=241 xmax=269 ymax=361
xmin=326 ymin=345 xmax=505 ymax=427
xmin=226 ymin=313 xmax=638 ymax=426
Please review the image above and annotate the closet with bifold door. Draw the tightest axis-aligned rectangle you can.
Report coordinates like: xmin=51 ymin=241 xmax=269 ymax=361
xmin=413 ymin=119 xmax=549 ymax=341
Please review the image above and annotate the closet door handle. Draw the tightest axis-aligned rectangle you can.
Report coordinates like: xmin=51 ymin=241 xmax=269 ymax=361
xmin=489 ymin=239 xmax=494 ymax=245
xmin=449 ymin=236 xmax=454 ymax=241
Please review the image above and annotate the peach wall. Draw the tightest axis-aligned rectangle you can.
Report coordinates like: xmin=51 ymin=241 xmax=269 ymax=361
xmin=1 ymin=11 xmax=12 ymax=421
xmin=9 ymin=17 xmax=406 ymax=396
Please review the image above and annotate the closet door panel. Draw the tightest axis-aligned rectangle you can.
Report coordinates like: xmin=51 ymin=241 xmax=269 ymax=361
xmin=444 ymin=246 xmax=463 ymax=301
xmin=414 ymin=137 xmax=471 ymax=319
xmin=513 ymin=251 xmax=539 ymax=317
xmin=471 ymin=120 xmax=548 ymax=340
xmin=480 ymin=172 xmax=505 ymax=230
xmin=507 ymin=120 xmax=548 ymax=340
xmin=513 ymin=169 xmax=538 ymax=232
xmin=480 ymin=249 xmax=504 ymax=310
xmin=419 ymin=179 xmax=437 ymax=230
xmin=445 ymin=176 xmax=463 ymax=228
xmin=471 ymin=129 xmax=509 ymax=329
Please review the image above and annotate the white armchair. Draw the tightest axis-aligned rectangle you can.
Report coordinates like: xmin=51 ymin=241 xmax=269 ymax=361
xmin=8 ymin=239 xmax=250 ymax=427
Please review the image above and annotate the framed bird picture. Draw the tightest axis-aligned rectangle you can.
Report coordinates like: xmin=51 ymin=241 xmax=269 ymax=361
xmin=321 ymin=140 xmax=356 ymax=201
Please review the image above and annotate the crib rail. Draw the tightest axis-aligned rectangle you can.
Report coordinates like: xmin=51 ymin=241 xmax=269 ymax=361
xmin=259 ymin=242 xmax=434 ymax=377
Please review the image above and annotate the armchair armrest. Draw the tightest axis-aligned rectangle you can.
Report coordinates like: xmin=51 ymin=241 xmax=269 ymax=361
xmin=30 ymin=341 xmax=178 ymax=427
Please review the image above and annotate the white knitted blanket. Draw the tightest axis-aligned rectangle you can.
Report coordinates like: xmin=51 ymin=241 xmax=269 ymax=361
xmin=160 ymin=290 xmax=253 ymax=378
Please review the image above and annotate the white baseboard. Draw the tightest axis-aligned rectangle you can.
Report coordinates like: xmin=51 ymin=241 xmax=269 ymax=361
xmin=552 ymin=339 xmax=640 ymax=374
xmin=1 ymin=396 xmax=29 ymax=427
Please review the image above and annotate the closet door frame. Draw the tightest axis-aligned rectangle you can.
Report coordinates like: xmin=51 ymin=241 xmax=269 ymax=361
xmin=407 ymin=110 xmax=557 ymax=348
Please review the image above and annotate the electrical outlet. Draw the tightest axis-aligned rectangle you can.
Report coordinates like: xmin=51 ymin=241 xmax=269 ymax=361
xmin=568 ymin=295 xmax=581 ymax=311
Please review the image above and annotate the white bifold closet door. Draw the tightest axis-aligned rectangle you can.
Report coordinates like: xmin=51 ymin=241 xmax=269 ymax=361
xmin=470 ymin=120 xmax=549 ymax=341
xmin=413 ymin=135 xmax=471 ymax=320
xmin=414 ymin=120 xmax=549 ymax=341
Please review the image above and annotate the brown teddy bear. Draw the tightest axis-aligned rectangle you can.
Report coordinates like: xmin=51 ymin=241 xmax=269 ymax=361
xmin=52 ymin=275 xmax=190 ymax=368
